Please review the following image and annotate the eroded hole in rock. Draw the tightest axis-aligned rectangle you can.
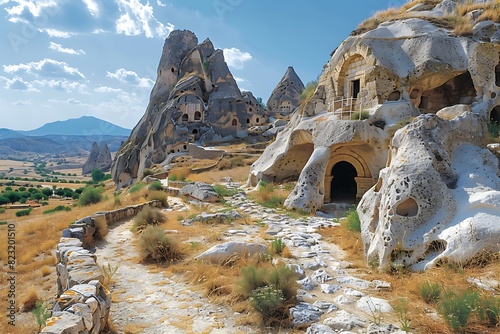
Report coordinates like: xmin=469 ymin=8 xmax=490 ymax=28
xmin=395 ymin=197 xmax=418 ymax=217
xmin=387 ymin=90 xmax=401 ymax=101
xmin=495 ymin=61 xmax=500 ymax=86
xmin=490 ymin=105 xmax=500 ymax=123
xmin=410 ymin=88 xmax=420 ymax=99
xmin=419 ymin=72 xmax=476 ymax=113
xmin=331 ymin=161 xmax=357 ymax=203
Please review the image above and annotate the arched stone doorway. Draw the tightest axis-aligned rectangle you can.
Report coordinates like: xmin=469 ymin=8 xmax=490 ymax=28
xmin=324 ymin=148 xmax=374 ymax=203
xmin=330 ymin=161 xmax=357 ymax=202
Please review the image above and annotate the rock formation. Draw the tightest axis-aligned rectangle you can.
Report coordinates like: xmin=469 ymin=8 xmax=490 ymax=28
xmin=82 ymin=142 xmax=112 ymax=174
xmin=249 ymin=1 xmax=500 ymax=268
xmin=266 ymin=66 xmax=305 ymax=118
xmin=112 ymin=30 xmax=267 ymax=188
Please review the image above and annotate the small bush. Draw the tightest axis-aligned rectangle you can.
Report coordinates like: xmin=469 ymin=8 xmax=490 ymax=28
xmin=488 ymin=121 xmax=500 ymax=142
xmin=94 ymin=215 xmax=109 ymax=239
xmin=148 ymin=180 xmax=163 ymax=191
xmin=20 ymin=285 xmax=40 ymax=312
xmin=128 ymin=182 xmax=146 ymax=193
xmin=418 ymin=280 xmax=442 ymax=304
xmin=132 ymin=206 xmax=166 ymax=232
xmin=0 ymin=208 xmax=5 ymax=214
xmin=240 ymin=266 xmax=268 ymax=297
xmin=101 ymin=263 xmax=119 ymax=288
xmin=32 ymin=301 xmax=50 ymax=333
xmin=146 ymin=190 xmax=169 ymax=206
xmin=271 ymin=238 xmax=286 ymax=255
xmin=393 ymin=297 xmax=412 ymax=332
xmin=212 ymin=185 xmax=239 ymax=197
xmin=78 ymin=187 xmax=103 ymax=206
xmin=142 ymin=168 xmax=155 ymax=179
xmin=113 ymin=195 xmax=121 ymax=206
xmin=266 ymin=266 xmax=297 ymax=302
xmin=344 ymin=206 xmax=361 ymax=232
xmin=138 ymin=226 xmax=182 ymax=263
xmin=438 ymin=289 xmax=479 ymax=332
xmin=16 ymin=208 xmax=32 ymax=217
xmin=250 ymin=286 xmax=284 ymax=315
xmin=43 ymin=205 xmax=71 ymax=214
xmin=477 ymin=295 xmax=500 ymax=327
xmin=350 ymin=111 xmax=370 ymax=120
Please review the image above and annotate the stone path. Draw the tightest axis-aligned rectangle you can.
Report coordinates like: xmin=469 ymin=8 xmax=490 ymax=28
xmin=95 ymin=184 xmax=404 ymax=334
xmin=94 ymin=217 xmax=253 ymax=334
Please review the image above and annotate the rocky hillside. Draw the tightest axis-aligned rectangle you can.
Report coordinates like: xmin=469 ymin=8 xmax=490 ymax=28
xmin=249 ymin=0 xmax=500 ymax=269
xmin=112 ymin=30 xmax=268 ymax=189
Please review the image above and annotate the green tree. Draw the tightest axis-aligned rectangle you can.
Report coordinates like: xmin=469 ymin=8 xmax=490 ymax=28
xmin=0 ymin=196 xmax=10 ymax=205
xmin=41 ymin=188 xmax=53 ymax=197
xmin=91 ymin=169 xmax=105 ymax=183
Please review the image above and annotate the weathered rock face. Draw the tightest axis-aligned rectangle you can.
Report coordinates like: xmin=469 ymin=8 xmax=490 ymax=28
xmin=249 ymin=1 xmax=500 ymax=268
xmin=112 ymin=30 xmax=267 ymax=188
xmin=82 ymin=142 xmax=112 ymax=174
xmin=359 ymin=110 xmax=500 ymax=270
xmin=266 ymin=66 xmax=305 ymax=118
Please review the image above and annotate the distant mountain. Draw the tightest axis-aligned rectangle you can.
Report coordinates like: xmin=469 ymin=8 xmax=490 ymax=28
xmin=17 ymin=116 xmax=131 ymax=137
xmin=0 ymin=128 xmax=25 ymax=140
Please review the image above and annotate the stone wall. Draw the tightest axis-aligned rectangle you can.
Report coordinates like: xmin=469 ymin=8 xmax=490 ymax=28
xmin=41 ymin=200 xmax=163 ymax=333
xmin=187 ymin=143 xmax=225 ymax=160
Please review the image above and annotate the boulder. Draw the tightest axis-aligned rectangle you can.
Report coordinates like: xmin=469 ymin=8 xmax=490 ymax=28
xmin=195 ymin=241 xmax=267 ymax=263
xmin=179 ymin=182 xmax=220 ymax=203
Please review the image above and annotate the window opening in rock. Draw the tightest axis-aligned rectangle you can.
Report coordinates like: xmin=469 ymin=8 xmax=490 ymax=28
xmin=331 ymin=161 xmax=357 ymax=202
xmin=256 ymin=117 xmax=260 ymax=123
xmin=387 ymin=91 xmax=401 ymax=101
xmin=194 ymin=111 xmax=201 ymax=121
xmin=246 ymin=118 xmax=250 ymax=124
xmin=496 ymin=61 xmax=500 ymax=87
xmin=232 ymin=119 xmax=237 ymax=126
xmin=350 ymin=79 xmax=360 ymax=98
xmin=192 ymin=129 xmax=198 ymax=134
xmin=182 ymin=114 xmax=188 ymax=122
xmin=490 ymin=105 xmax=500 ymax=123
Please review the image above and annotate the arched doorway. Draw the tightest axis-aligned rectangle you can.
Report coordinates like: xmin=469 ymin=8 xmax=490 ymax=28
xmin=331 ymin=161 xmax=357 ymax=202
xmin=490 ymin=105 xmax=500 ymax=123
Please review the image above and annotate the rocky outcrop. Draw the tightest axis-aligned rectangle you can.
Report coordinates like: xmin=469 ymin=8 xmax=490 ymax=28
xmin=82 ymin=142 xmax=112 ymax=174
xmin=111 ymin=30 xmax=267 ymax=189
xmin=358 ymin=110 xmax=500 ymax=270
xmin=180 ymin=182 xmax=220 ymax=202
xmin=249 ymin=1 xmax=500 ymax=268
xmin=266 ymin=66 xmax=305 ymax=118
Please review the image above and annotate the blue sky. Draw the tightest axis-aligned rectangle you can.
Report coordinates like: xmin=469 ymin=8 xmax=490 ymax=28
xmin=0 ymin=0 xmax=402 ymax=130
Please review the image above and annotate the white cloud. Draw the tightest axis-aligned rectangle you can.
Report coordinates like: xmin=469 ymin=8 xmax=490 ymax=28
xmin=0 ymin=76 xmax=38 ymax=91
xmin=11 ymin=99 xmax=33 ymax=106
xmin=82 ymin=0 xmax=99 ymax=16
xmin=116 ymin=0 xmax=174 ymax=38
xmin=4 ymin=58 xmax=85 ymax=80
xmin=3 ymin=0 xmax=174 ymax=38
xmin=49 ymin=97 xmax=86 ymax=105
xmin=107 ymin=68 xmax=153 ymax=88
xmin=223 ymin=48 xmax=253 ymax=69
xmin=49 ymin=42 xmax=86 ymax=55
xmin=34 ymin=79 xmax=88 ymax=93
xmin=95 ymin=86 xmax=124 ymax=94
xmin=156 ymin=0 xmax=167 ymax=7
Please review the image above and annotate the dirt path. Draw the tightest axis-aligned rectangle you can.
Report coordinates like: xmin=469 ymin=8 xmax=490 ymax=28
xmin=94 ymin=218 xmax=252 ymax=334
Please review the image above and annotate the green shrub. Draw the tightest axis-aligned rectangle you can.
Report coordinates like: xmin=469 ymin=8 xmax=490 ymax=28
xmin=240 ymin=266 xmax=268 ymax=297
xmin=132 ymin=206 xmax=166 ymax=232
xmin=344 ymin=206 xmax=361 ymax=232
xmin=146 ymin=190 xmax=169 ymax=206
xmin=266 ymin=266 xmax=297 ymax=302
xmin=43 ymin=205 xmax=71 ymax=214
xmin=418 ymin=280 xmax=442 ymax=304
xmin=477 ymin=295 xmax=500 ymax=327
xmin=148 ymin=180 xmax=163 ymax=191
xmin=438 ymin=289 xmax=479 ymax=332
xmin=142 ymin=168 xmax=155 ymax=179
xmin=271 ymin=238 xmax=286 ymax=255
xmin=0 ymin=221 xmax=7 ymax=225
xmin=128 ymin=182 xmax=146 ymax=193
xmin=16 ymin=208 xmax=32 ymax=217
xmin=393 ymin=297 xmax=412 ymax=331
xmin=299 ymin=80 xmax=318 ymax=101
xmin=32 ymin=301 xmax=51 ymax=333
xmin=113 ymin=195 xmax=121 ymax=206
xmin=0 ymin=208 xmax=5 ymax=214
xmin=262 ymin=196 xmax=286 ymax=208
xmin=351 ymin=111 xmax=370 ymax=120
xmin=488 ymin=121 xmax=500 ymax=142
xmin=212 ymin=185 xmax=239 ymax=197
xmin=138 ymin=226 xmax=182 ymax=263
xmin=250 ymin=286 xmax=284 ymax=315
xmin=78 ymin=187 xmax=103 ymax=206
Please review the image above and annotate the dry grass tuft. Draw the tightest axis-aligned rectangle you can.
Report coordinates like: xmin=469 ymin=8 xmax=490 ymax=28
xmin=146 ymin=190 xmax=169 ymax=207
xmin=19 ymin=285 xmax=40 ymax=312
xmin=40 ymin=265 xmax=52 ymax=277
xmin=93 ymin=214 xmax=109 ymax=239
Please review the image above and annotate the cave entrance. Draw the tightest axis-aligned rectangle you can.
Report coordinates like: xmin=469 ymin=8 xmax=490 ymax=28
xmin=330 ymin=161 xmax=357 ymax=203
xmin=491 ymin=105 xmax=500 ymax=123
xmin=350 ymin=79 xmax=361 ymax=98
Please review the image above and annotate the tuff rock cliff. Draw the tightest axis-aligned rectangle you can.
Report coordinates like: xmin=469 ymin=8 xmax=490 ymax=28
xmin=82 ymin=142 xmax=112 ymax=174
xmin=112 ymin=30 xmax=267 ymax=188
xmin=266 ymin=66 xmax=305 ymax=118
xmin=249 ymin=0 xmax=500 ymax=269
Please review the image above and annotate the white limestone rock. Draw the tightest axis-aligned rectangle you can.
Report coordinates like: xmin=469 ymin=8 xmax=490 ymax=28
xmin=195 ymin=241 xmax=267 ymax=263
